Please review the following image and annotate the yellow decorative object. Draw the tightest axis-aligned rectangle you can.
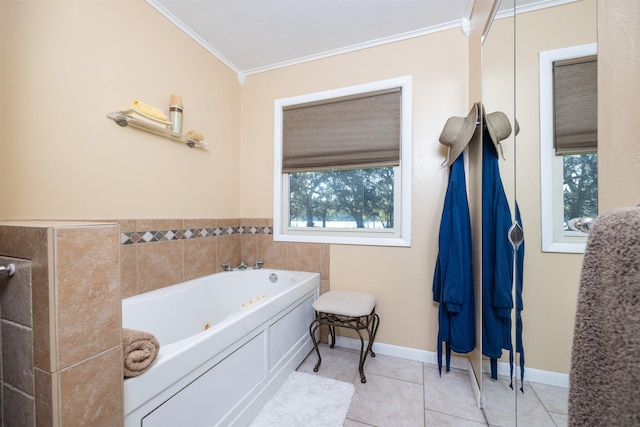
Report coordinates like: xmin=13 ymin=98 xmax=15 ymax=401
xmin=131 ymin=100 xmax=168 ymax=121
xmin=186 ymin=130 xmax=205 ymax=141
xmin=241 ymin=295 xmax=266 ymax=308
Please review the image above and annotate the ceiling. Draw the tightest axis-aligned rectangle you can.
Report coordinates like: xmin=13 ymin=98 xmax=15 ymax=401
xmin=146 ymin=0 xmax=577 ymax=78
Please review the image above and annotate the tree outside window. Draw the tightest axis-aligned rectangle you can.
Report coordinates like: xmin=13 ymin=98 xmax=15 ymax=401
xmin=289 ymin=167 xmax=394 ymax=229
xmin=563 ymin=153 xmax=598 ymax=229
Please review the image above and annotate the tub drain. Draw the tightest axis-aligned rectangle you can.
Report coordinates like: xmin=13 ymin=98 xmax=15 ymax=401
xmin=203 ymin=322 xmax=212 ymax=331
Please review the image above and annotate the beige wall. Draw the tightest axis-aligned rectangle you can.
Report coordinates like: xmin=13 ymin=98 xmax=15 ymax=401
xmin=0 ymin=0 xmax=241 ymax=220
xmin=598 ymin=0 xmax=640 ymax=211
xmin=240 ymin=31 xmax=469 ymax=351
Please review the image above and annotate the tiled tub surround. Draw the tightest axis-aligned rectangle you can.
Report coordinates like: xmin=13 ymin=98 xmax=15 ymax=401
xmin=1 ymin=257 xmax=34 ymax=426
xmin=0 ymin=218 xmax=329 ymax=426
xmin=119 ymin=218 xmax=331 ymax=299
xmin=0 ymin=222 xmax=122 ymax=427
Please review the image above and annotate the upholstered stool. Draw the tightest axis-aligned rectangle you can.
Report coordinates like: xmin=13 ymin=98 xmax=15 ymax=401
xmin=309 ymin=290 xmax=380 ymax=383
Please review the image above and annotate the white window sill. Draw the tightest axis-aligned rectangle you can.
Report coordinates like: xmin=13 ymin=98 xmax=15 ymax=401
xmin=273 ymin=231 xmax=411 ymax=247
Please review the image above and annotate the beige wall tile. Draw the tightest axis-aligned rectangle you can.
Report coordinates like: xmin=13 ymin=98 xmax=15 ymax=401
xmin=183 ymin=219 xmax=218 ymax=229
xmin=0 ymin=226 xmax=52 ymax=371
xmin=2 ymin=320 xmax=34 ymax=394
xmin=114 ymin=220 xmax=136 ymax=233
xmin=184 ymin=237 xmax=217 ymax=281
xmin=241 ymin=234 xmax=258 ymax=267
xmin=320 ymin=279 xmax=331 ymax=295
xmin=216 ymin=235 xmax=241 ymax=272
xmin=0 ymin=226 xmax=48 ymax=261
xmin=55 ymin=226 xmax=121 ymax=369
xmin=137 ymin=240 xmax=184 ymax=293
xmin=135 ymin=219 xmax=183 ymax=231
xmin=59 ymin=346 xmax=123 ymax=427
xmin=320 ymin=244 xmax=330 ymax=282
xmin=287 ymin=242 xmax=322 ymax=273
xmin=34 ymin=368 xmax=55 ymax=427
xmin=120 ymin=244 xmax=138 ymax=299
xmin=0 ymin=258 xmax=32 ymax=327
xmin=257 ymin=235 xmax=288 ymax=270
xmin=241 ymin=218 xmax=270 ymax=227
xmin=3 ymin=383 xmax=35 ymax=426
xmin=217 ymin=218 xmax=240 ymax=228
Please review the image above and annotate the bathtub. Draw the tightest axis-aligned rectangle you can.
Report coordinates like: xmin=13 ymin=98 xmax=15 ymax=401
xmin=122 ymin=269 xmax=320 ymax=427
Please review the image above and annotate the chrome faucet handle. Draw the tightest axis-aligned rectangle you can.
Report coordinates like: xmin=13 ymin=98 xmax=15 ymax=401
xmin=253 ymin=260 xmax=264 ymax=269
xmin=0 ymin=263 xmax=15 ymax=277
xmin=222 ymin=262 xmax=233 ymax=271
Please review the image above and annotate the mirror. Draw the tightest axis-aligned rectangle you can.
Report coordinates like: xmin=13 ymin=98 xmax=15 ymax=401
xmin=480 ymin=0 xmax=517 ymax=423
xmin=482 ymin=0 xmax=597 ymax=425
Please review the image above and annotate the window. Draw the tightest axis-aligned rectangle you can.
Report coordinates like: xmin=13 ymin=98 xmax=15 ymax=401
xmin=540 ymin=43 xmax=597 ymax=253
xmin=273 ymin=76 xmax=412 ymax=246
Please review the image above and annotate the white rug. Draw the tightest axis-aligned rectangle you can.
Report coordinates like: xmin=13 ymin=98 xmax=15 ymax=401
xmin=250 ymin=371 xmax=355 ymax=427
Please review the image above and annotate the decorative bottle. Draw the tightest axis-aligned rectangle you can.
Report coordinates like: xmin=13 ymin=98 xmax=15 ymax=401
xmin=169 ymin=94 xmax=183 ymax=134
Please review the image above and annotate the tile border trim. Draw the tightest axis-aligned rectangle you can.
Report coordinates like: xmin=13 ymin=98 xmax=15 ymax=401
xmin=121 ymin=225 xmax=272 ymax=245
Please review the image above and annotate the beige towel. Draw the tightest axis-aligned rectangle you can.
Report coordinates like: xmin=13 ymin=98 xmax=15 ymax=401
xmin=568 ymin=207 xmax=640 ymax=426
xmin=131 ymin=100 xmax=168 ymax=121
xmin=122 ymin=328 xmax=160 ymax=378
xmin=186 ymin=130 xmax=204 ymax=141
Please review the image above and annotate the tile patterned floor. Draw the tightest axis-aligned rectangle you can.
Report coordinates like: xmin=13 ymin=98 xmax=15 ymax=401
xmin=296 ymin=345 xmax=568 ymax=427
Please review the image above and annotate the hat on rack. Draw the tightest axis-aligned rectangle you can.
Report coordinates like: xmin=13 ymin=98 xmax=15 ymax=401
xmin=439 ymin=103 xmax=479 ymax=167
xmin=484 ymin=110 xmax=514 ymax=159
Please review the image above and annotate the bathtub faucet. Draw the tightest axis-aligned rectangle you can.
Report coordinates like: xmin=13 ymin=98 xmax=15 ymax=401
xmin=253 ymin=261 xmax=264 ymax=269
xmin=236 ymin=260 xmax=248 ymax=270
xmin=222 ymin=262 xmax=233 ymax=272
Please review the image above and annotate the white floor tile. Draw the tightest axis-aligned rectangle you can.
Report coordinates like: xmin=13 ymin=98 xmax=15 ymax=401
xmin=297 ymin=344 xmax=361 ymax=383
xmin=528 ymin=381 xmax=569 ymax=414
xmin=364 ymin=353 xmax=424 ymax=384
xmin=426 ymin=410 xmax=488 ymax=426
xmin=342 ymin=419 xmax=374 ymax=427
xmin=549 ymin=411 xmax=568 ymax=427
xmin=292 ymin=346 xmax=567 ymax=427
xmin=347 ymin=373 xmax=424 ymax=427
xmin=424 ymin=365 xmax=486 ymax=423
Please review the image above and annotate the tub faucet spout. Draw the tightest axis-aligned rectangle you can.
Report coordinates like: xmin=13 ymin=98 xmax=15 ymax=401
xmin=237 ymin=260 xmax=248 ymax=270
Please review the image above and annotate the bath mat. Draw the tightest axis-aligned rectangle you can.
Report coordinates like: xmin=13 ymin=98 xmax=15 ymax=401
xmin=249 ymin=371 xmax=354 ymax=427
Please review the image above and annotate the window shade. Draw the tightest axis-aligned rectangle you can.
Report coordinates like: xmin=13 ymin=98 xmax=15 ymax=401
xmin=553 ymin=55 xmax=597 ymax=155
xmin=282 ymin=89 xmax=401 ymax=172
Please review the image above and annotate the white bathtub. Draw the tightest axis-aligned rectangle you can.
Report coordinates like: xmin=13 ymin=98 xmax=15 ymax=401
xmin=122 ymin=269 xmax=320 ymax=427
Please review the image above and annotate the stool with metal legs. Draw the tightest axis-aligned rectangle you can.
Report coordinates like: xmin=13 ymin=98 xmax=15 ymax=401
xmin=309 ymin=290 xmax=380 ymax=383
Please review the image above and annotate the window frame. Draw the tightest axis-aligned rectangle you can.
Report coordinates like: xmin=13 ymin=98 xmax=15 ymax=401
xmin=273 ymin=76 xmax=412 ymax=247
xmin=539 ymin=43 xmax=597 ymax=253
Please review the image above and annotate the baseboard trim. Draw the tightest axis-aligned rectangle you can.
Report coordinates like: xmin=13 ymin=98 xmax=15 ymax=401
xmin=481 ymin=359 xmax=569 ymax=388
xmin=333 ymin=336 xmax=468 ymax=369
xmin=333 ymin=336 xmax=569 ymax=389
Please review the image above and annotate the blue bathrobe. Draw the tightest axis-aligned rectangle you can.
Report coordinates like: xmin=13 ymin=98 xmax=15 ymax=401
xmin=515 ymin=203 xmax=525 ymax=390
xmin=481 ymin=129 xmax=515 ymax=380
xmin=432 ymin=153 xmax=475 ymax=375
